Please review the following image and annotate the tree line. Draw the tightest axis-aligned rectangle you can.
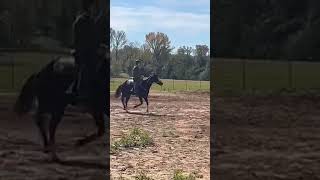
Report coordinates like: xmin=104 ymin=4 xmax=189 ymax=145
xmin=110 ymin=28 xmax=210 ymax=80
xmin=0 ymin=0 xmax=83 ymax=48
xmin=0 ymin=1 xmax=209 ymax=80
xmin=213 ymin=0 xmax=320 ymax=61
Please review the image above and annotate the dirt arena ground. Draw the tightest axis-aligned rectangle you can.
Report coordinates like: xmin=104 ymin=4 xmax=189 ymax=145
xmin=0 ymin=94 xmax=107 ymax=180
xmin=212 ymin=94 xmax=320 ymax=180
xmin=110 ymin=92 xmax=210 ymax=179
xmin=0 ymin=92 xmax=210 ymax=179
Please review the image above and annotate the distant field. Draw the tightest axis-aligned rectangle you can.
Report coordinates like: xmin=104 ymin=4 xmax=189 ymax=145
xmin=0 ymin=52 xmax=55 ymax=91
xmin=212 ymin=58 xmax=320 ymax=92
xmin=0 ymin=52 xmax=210 ymax=92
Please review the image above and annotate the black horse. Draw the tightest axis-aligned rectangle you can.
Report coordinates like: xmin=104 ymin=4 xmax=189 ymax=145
xmin=115 ymin=74 xmax=163 ymax=112
xmin=13 ymin=56 xmax=109 ymax=161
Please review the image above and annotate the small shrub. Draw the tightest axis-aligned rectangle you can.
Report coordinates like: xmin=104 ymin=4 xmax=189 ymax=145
xmin=134 ymin=172 xmax=154 ymax=180
xmin=173 ymin=170 xmax=196 ymax=180
xmin=112 ymin=128 xmax=153 ymax=153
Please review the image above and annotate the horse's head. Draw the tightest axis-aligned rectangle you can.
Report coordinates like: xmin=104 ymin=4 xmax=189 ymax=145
xmin=149 ymin=73 xmax=163 ymax=86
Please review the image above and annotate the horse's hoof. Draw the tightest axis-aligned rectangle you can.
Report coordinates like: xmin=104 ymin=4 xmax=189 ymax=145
xmin=50 ymin=153 xmax=60 ymax=162
xmin=43 ymin=144 xmax=56 ymax=154
xmin=75 ymin=139 xmax=85 ymax=147
xmin=43 ymin=147 xmax=50 ymax=154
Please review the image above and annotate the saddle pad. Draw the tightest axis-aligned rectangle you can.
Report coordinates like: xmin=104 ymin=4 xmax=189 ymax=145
xmin=127 ymin=79 xmax=134 ymax=84
xmin=53 ymin=56 xmax=75 ymax=74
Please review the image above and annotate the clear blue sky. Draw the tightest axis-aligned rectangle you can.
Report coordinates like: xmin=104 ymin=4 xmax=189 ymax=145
xmin=110 ymin=0 xmax=210 ymax=52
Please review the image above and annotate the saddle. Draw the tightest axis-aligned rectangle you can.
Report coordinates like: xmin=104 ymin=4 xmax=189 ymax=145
xmin=52 ymin=56 xmax=75 ymax=75
xmin=53 ymin=56 xmax=88 ymax=101
xmin=127 ymin=78 xmax=146 ymax=96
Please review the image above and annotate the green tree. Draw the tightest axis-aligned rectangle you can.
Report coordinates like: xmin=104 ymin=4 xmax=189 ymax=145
xmin=13 ymin=5 xmax=33 ymax=47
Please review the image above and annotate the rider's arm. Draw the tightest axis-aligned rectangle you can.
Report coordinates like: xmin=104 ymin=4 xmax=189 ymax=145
xmin=95 ymin=12 xmax=108 ymax=50
xmin=73 ymin=16 xmax=96 ymax=54
xmin=133 ymin=67 xmax=140 ymax=79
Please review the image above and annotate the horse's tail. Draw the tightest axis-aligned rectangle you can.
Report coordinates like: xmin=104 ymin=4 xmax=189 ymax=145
xmin=13 ymin=73 xmax=38 ymax=116
xmin=115 ymin=83 xmax=123 ymax=98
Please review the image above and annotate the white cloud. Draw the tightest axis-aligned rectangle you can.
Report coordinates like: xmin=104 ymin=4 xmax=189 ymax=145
xmin=110 ymin=5 xmax=210 ymax=35
xmin=156 ymin=0 xmax=210 ymax=10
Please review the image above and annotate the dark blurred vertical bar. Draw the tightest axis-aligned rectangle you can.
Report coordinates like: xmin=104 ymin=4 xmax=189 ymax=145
xmin=11 ymin=55 xmax=14 ymax=90
xmin=92 ymin=0 xmax=111 ymax=176
xmin=102 ymin=0 xmax=111 ymax=177
xmin=242 ymin=59 xmax=246 ymax=90
xmin=288 ymin=60 xmax=293 ymax=89
xmin=210 ymin=0 xmax=214 ymax=178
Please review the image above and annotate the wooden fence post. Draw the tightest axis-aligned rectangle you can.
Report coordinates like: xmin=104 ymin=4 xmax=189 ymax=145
xmin=242 ymin=59 xmax=246 ymax=90
xmin=11 ymin=55 xmax=14 ymax=90
xmin=172 ymin=79 xmax=174 ymax=90
xmin=185 ymin=80 xmax=188 ymax=90
xmin=288 ymin=60 xmax=293 ymax=89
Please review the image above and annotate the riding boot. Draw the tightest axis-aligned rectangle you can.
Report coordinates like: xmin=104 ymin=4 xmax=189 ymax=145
xmin=67 ymin=67 xmax=82 ymax=105
xmin=76 ymin=65 xmax=93 ymax=105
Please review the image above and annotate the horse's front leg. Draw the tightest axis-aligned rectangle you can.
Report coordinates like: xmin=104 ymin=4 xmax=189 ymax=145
xmin=143 ymin=97 xmax=149 ymax=112
xmin=75 ymin=112 xmax=106 ymax=146
xmin=134 ymin=97 xmax=143 ymax=108
xmin=34 ymin=111 xmax=49 ymax=152
xmin=125 ymin=94 xmax=131 ymax=112
xmin=48 ymin=110 xmax=64 ymax=161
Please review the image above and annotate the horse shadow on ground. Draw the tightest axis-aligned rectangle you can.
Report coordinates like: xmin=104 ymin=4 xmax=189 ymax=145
xmin=32 ymin=157 xmax=108 ymax=169
xmin=54 ymin=158 xmax=107 ymax=169
xmin=126 ymin=111 xmax=168 ymax=117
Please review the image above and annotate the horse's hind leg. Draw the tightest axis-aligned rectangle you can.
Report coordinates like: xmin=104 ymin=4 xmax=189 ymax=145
xmin=143 ymin=97 xmax=149 ymax=112
xmin=125 ymin=95 xmax=131 ymax=112
xmin=75 ymin=112 xmax=106 ymax=146
xmin=121 ymin=96 xmax=126 ymax=110
xmin=47 ymin=111 xmax=64 ymax=161
xmin=134 ymin=97 xmax=143 ymax=108
xmin=34 ymin=112 xmax=48 ymax=152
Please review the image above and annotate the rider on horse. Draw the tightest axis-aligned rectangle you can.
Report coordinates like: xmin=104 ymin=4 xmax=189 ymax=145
xmin=132 ymin=59 xmax=145 ymax=94
xmin=70 ymin=0 xmax=107 ymax=104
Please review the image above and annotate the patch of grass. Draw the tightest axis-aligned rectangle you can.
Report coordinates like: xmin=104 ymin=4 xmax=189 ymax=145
xmin=134 ymin=172 xmax=154 ymax=180
xmin=173 ymin=170 xmax=197 ymax=180
xmin=111 ymin=128 xmax=153 ymax=153
xmin=115 ymin=174 xmax=129 ymax=180
xmin=212 ymin=58 xmax=320 ymax=93
xmin=162 ymin=130 xmax=179 ymax=138
xmin=0 ymin=52 xmax=54 ymax=91
xmin=1 ymin=53 xmax=209 ymax=92
xmin=112 ymin=170 xmax=202 ymax=180
xmin=110 ymin=144 xmax=118 ymax=154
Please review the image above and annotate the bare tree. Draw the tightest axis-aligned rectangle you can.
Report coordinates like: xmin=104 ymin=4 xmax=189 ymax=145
xmin=195 ymin=45 xmax=209 ymax=57
xmin=177 ymin=46 xmax=193 ymax=56
xmin=110 ymin=27 xmax=115 ymax=49
xmin=183 ymin=46 xmax=193 ymax=56
xmin=111 ymin=29 xmax=127 ymax=63
xmin=195 ymin=45 xmax=210 ymax=68
xmin=145 ymin=32 xmax=173 ymax=74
